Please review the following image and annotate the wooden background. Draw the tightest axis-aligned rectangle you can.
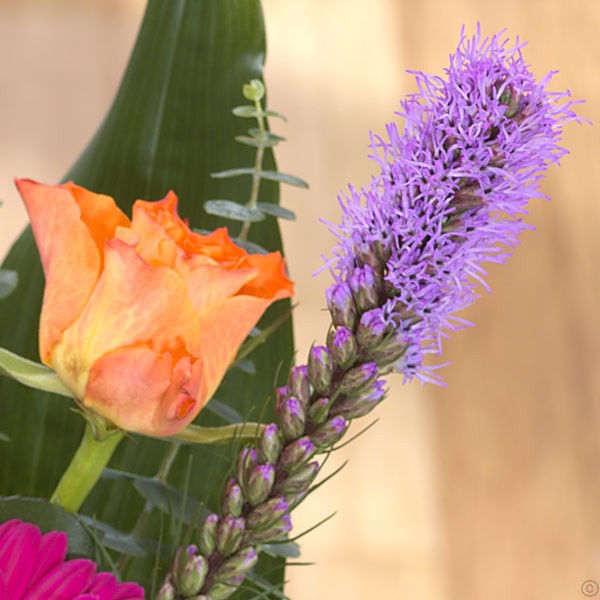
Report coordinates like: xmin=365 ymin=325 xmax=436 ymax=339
xmin=1 ymin=1 xmax=599 ymax=599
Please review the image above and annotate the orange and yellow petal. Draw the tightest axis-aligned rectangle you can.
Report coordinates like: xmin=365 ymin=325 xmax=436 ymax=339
xmin=195 ymin=295 xmax=276 ymax=402
xmin=85 ymin=346 xmax=204 ymax=435
xmin=14 ymin=179 xmax=119 ymax=363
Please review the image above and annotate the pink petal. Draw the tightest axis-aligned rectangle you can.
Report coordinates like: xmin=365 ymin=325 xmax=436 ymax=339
xmin=110 ymin=582 xmax=146 ymax=600
xmin=0 ymin=522 xmax=41 ymax=599
xmin=22 ymin=558 xmax=96 ymax=600
xmin=27 ymin=531 xmax=68 ymax=589
xmin=0 ymin=519 xmax=22 ymax=542
xmin=87 ymin=572 xmax=118 ymax=600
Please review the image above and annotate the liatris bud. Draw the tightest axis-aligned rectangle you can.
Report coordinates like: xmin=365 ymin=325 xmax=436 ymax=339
xmin=308 ymin=396 xmax=331 ymax=425
xmin=276 ymin=461 xmax=319 ymax=496
xmin=338 ymin=361 xmax=378 ymax=395
xmin=308 ymin=345 xmax=333 ymax=395
xmin=365 ymin=331 xmax=408 ymax=367
xmin=277 ymin=396 xmax=306 ymax=440
xmin=354 ymin=240 xmax=383 ymax=276
xmin=258 ymin=423 xmax=281 ymax=465
xmin=279 ymin=436 xmax=317 ymax=472
xmin=310 ymin=415 xmax=348 ymax=448
xmin=327 ymin=326 xmax=358 ymax=368
xmin=289 ymin=365 xmax=311 ymax=406
xmin=174 ymin=547 xmax=208 ymax=597
xmin=206 ymin=579 xmax=244 ymax=600
xmin=246 ymin=463 xmax=275 ymax=506
xmin=356 ymin=308 xmax=390 ymax=348
xmin=275 ymin=385 xmax=290 ymax=411
xmin=221 ymin=478 xmax=244 ymax=518
xmin=247 ymin=496 xmax=289 ymax=530
xmin=216 ymin=516 xmax=245 ymax=556
xmin=326 ymin=282 xmax=357 ymax=330
xmin=236 ymin=447 xmax=258 ymax=491
xmin=349 ymin=265 xmax=379 ymax=312
xmin=214 ymin=546 xmax=259 ymax=582
xmin=198 ymin=513 xmax=219 ymax=556
xmin=156 ymin=577 xmax=176 ymax=600
xmin=245 ymin=513 xmax=293 ymax=543
xmin=332 ymin=380 xmax=387 ymax=419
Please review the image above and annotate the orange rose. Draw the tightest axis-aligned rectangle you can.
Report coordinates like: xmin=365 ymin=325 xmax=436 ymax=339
xmin=16 ymin=179 xmax=294 ymax=436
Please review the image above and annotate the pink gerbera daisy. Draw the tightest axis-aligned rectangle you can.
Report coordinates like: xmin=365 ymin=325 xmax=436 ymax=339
xmin=0 ymin=519 xmax=145 ymax=600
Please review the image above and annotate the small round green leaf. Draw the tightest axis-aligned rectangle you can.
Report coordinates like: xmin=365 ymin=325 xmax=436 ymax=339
xmin=204 ymin=200 xmax=265 ymax=222
xmin=259 ymin=171 xmax=309 ymax=189
xmin=256 ymin=203 xmax=297 ymax=221
xmin=242 ymin=79 xmax=265 ymax=101
xmin=232 ymin=105 xmax=262 ymax=118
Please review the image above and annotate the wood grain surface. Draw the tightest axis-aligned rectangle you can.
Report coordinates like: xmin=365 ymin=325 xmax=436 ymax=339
xmin=1 ymin=2 xmax=599 ymax=599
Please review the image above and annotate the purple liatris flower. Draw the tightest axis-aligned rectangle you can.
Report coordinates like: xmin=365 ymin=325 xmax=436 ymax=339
xmin=0 ymin=519 xmax=145 ymax=599
xmin=327 ymin=26 xmax=581 ymax=382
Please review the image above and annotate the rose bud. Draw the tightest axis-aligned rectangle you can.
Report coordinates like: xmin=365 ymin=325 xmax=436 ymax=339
xmin=16 ymin=179 xmax=294 ymax=436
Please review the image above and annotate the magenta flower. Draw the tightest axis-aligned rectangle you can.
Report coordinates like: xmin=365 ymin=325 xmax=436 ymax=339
xmin=0 ymin=519 xmax=145 ymax=600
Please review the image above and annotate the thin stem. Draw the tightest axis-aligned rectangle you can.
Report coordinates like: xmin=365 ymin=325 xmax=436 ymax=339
xmin=50 ymin=422 xmax=124 ymax=513
xmin=117 ymin=442 xmax=181 ymax=573
xmin=238 ymin=97 xmax=267 ymax=241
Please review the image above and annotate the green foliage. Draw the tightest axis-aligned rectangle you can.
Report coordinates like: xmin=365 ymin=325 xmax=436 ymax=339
xmin=0 ymin=0 xmax=292 ymax=596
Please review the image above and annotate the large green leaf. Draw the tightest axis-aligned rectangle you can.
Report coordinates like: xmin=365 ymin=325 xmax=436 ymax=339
xmin=0 ymin=1 xmax=292 ymax=596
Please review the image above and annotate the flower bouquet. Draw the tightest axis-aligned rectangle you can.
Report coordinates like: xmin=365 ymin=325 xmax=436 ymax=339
xmin=0 ymin=2 xmax=582 ymax=599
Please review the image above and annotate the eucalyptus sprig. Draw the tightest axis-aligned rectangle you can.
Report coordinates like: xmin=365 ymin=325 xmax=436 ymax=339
xmin=205 ymin=79 xmax=308 ymax=242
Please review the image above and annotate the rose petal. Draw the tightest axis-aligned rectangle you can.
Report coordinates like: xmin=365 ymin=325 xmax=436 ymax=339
xmin=196 ymin=295 xmax=275 ymax=401
xmin=239 ymin=251 xmax=294 ymax=300
xmin=15 ymin=179 xmax=129 ymax=363
xmin=51 ymin=237 xmax=202 ymax=400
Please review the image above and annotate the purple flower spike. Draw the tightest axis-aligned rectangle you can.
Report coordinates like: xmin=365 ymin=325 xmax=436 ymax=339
xmin=327 ymin=25 xmax=581 ymax=382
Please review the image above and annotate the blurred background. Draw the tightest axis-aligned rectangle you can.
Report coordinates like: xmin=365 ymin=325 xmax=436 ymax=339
xmin=1 ymin=1 xmax=599 ymax=599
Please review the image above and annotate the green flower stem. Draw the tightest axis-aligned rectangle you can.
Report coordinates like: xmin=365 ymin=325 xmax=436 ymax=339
xmin=50 ymin=422 xmax=124 ymax=513
xmin=239 ymin=96 xmax=266 ymax=241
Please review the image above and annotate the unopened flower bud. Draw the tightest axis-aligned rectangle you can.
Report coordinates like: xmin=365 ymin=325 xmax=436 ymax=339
xmin=277 ymin=397 xmax=306 ymax=440
xmin=214 ymin=546 xmax=259 ymax=582
xmin=221 ymin=478 xmax=244 ymax=518
xmin=289 ymin=365 xmax=311 ymax=406
xmin=308 ymin=345 xmax=334 ymax=395
xmin=354 ymin=241 xmax=383 ymax=276
xmin=247 ymin=496 xmax=289 ymax=530
xmin=279 ymin=436 xmax=316 ymax=472
xmin=308 ymin=396 xmax=331 ymax=425
xmin=326 ymin=282 xmax=357 ymax=331
xmin=328 ymin=326 xmax=358 ymax=368
xmin=236 ymin=447 xmax=258 ymax=491
xmin=275 ymin=385 xmax=290 ymax=411
xmin=338 ymin=362 xmax=378 ymax=395
xmin=276 ymin=461 xmax=319 ymax=496
xmin=177 ymin=556 xmax=208 ymax=598
xmin=349 ymin=264 xmax=379 ymax=312
xmin=364 ymin=327 xmax=408 ymax=366
xmin=216 ymin=515 xmax=245 ymax=556
xmin=258 ymin=423 xmax=281 ymax=465
xmin=198 ymin=513 xmax=219 ymax=556
xmin=332 ymin=380 xmax=387 ymax=419
xmin=310 ymin=415 xmax=348 ymax=448
xmin=245 ymin=513 xmax=293 ymax=543
xmin=356 ymin=309 xmax=390 ymax=348
xmin=156 ymin=578 xmax=176 ymax=600
xmin=246 ymin=463 xmax=275 ymax=506
xmin=207 ymin=577 xmax=244 ymax=600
